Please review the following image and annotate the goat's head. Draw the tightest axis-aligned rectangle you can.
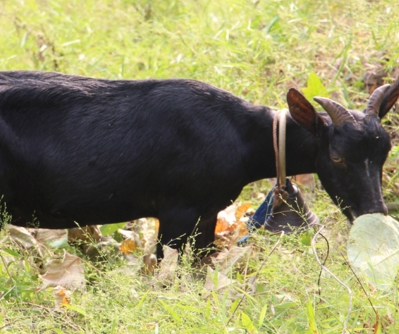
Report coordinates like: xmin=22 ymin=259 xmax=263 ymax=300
xmin=287 ymin=79 xmax=399 ymax=222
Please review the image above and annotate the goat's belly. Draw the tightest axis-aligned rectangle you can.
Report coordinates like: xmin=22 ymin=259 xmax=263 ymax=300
xmin=6 ymin=199 xmax=158 ymax=229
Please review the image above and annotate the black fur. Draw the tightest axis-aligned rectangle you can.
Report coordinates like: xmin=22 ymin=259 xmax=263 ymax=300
xmin=0 ymin=71 xmax=396 ymax=257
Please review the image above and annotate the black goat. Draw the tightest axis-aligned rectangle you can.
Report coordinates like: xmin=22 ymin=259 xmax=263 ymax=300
xmin=0 ymin=71 xmax=398 ymax=257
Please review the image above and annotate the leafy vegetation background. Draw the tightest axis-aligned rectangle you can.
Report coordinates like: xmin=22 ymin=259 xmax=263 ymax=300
xmin=0 ymin=0 xmax=399 ymax=333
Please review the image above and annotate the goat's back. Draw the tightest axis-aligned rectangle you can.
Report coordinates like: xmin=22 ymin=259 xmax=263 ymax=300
xmin=0 ymin=71 xmax=268 ymax=230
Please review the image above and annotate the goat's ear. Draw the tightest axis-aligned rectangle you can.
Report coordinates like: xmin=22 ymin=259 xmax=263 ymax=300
xmin=379 ymin=78 xmax=399 ymax=118
xmin=287 ymin=88 xmax=325 ymax=136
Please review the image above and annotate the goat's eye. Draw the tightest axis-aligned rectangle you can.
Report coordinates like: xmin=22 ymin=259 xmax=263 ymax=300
xmin=331 ymin=155 xmax=343 ymax=163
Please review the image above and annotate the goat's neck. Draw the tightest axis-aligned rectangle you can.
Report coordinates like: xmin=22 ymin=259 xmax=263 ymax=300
xmin=246 ymin=107 xmax=318 ymax=181
xmin=284 ymin=115 xmax=318 ymax=176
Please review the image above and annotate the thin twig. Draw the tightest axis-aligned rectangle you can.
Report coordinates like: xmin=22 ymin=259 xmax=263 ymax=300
xmin=23 ymin=301 xmax=56 ymax=312
xmin=225 ymin=231 xmax=285 ymax=327
xmin=311 ymin=224 xmax=352 ymax=334
xmin=316 ymin=232 xmax=330 ymax=296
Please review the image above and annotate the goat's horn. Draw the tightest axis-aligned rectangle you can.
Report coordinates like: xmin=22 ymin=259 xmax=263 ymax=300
xmin=367 ymin=84 xmax=390 ymax=116
xmin=313 ymin=97 xmax=356 ymax=126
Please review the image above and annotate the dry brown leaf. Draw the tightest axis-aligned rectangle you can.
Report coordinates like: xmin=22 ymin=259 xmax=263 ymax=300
xmin=30 ymin=228 xmax=68 ymax=247
xmin=216 ymin=205 xmax=237 ymax=232
xmin=215 ymin=204 xmax=239 ymax=245
xmin=142 ymin=254 xmax=157 ymax=275
xmin=40 ymin=250 xmax=85 ymax=290
xmin=118 ymin=228 xmax=139 ymax=239
xmin=7 ymin=225 xmax=46 ymax=262
xmin=156 ymin=246 xmax=178 ymax=283
xmin=118 ymin=222 xmax=156 ymax=254
xmin=83 ymin=237 xmax=121 ymax=262
xmin=68 ymin=225 xmax=102 ymax=244
xmin=7 ymin=225 xmax=38 ymax=249
xmin=121 ymin=218 xmax=157 ymax=254
xmin=202 ymin=266 xmax=238 ymax=299
xmin=235 ymin=203 xmax=251 ymax=222
xmin=215 ymin=218 xmax=236 ymax=235
xmin=53 ymin=285 xmax=72 ymax=309
xmin=215 ymin=204 xmax=251 ymax=246
xmin=211 ymin=246 xmax=252 ymax=273
xmin=238 ymin=220 xmax=249 ymax=238
xmin=118 ymin=229 xmax=144 ymax=254
xmin=120 ymin=238 xmax=138 ymax=254
xmin=204 ymin=267 xmax=234 ymax=291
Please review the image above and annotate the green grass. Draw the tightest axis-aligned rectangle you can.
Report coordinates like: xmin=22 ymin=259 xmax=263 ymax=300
xmin=2 ymin=229 xmax=398 ymax=333
xmin=1 ymin=0 xmax=399 ymax=333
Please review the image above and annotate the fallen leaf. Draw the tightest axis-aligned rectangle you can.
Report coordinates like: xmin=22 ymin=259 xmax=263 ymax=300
xmin=235 ymin=203 xmax=252 ymax=222
xmin=238 ymin=220 xmax=249 ymax=238
xmin=347 ymin=213 xmax=399 ymax=290
xmin=122 ymin=218 xmax=157 ymax=254
xmin=84 ymin=237 xmax=121 ymax=263
xmin=202 ymin=267 xmax=238 ymax=299
xmin=211 ymin=246 xmax=252 ymax=274
xmin=7 ymin=225 xmax=45 ymax=261
xmin=215 ymin=205 xmax=238 ymax=234
xmin=40 ymin=250 xmax=85 ymax=290
xmin=142 ymin=254 xmax=157 ymax=275
xmin=215 ymin=204 xmax=252 ymax=246
xmin=68 ymin=225 xmax=102 ymax=245
xmin=7 ymin=225 xmax=38 ymax=249
xmin=53 ymin=285 xmax=72 ymax=309
xmin=29 ymin=228 xmax=68 ymax=248
xmin=120 ymin=238 xmax=138 ymax=254
xmin=156 ymin=246 xmax=178 ymax=283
